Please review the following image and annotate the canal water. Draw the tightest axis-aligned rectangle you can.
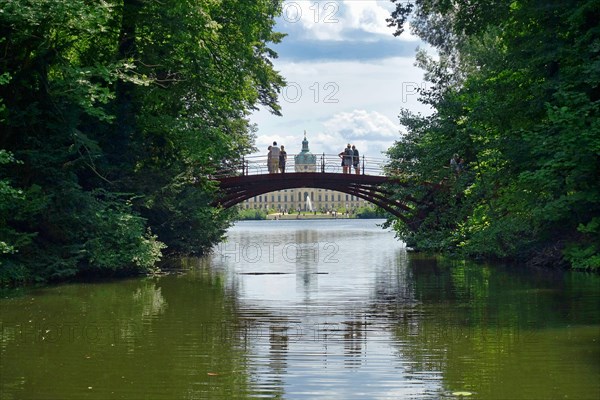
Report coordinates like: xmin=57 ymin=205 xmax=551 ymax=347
xmin=1 ymin=219 xmax=599 ymax=399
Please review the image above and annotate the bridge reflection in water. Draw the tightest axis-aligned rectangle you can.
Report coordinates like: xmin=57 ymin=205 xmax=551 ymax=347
xmin=213 ymin=154 xmax=412 ymax=221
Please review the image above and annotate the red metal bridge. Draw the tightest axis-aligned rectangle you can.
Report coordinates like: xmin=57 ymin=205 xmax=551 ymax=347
xmin=213 ymin=154 xmax=413 ymax=221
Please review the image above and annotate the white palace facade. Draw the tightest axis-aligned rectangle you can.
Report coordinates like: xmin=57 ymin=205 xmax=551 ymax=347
xmin=242 ymin=135 xmax=368 ymax=213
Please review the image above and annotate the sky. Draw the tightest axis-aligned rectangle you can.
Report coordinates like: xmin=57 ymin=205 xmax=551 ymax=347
xmin=249 ymin=0 xmax=432 ymax=160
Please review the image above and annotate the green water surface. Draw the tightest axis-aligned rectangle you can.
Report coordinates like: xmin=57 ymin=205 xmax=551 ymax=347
xmin=1 ymin=220 xmax=598 ymax=399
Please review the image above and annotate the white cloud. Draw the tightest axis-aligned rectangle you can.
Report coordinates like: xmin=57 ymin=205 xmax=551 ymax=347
xmin=279 ymin=0 xmax=419 ymax=42
xmin=324 ymin=109 xmax=397 ymax=140
xmin=251 ymin=57 xmax=431 ymax=158
xmin=280 ymin=1 xmax=343 ymax=41
xmin=318 ymin=110 xmax=400 ymax=158
xmin=345 ymin=0 xmax=395 ymax=36
xmin=249 ymin=3 xmax=432 ymax=163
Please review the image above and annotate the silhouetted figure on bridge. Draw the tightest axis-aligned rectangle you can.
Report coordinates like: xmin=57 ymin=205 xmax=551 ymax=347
xmin=352 ymin=145 xmax=360 ymax=175
xmin=450 ymin=153 xmax=466 ymax=176
xmin=279 ymin=145 xmax=287 ymax=173
xmin=270 ymin=141 xmax=280 ymax=173
xmin=267 ymin=145 xmax=272 ymax=173
xmin=339 ymin=144 xmax=353 ymax=174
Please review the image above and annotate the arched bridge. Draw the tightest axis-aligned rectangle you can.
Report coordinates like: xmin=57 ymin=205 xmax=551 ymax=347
xmin=212 ymin=154 xmax=413 ymax=222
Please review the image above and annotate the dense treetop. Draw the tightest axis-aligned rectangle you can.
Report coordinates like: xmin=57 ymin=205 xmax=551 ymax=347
xmin=0 ymin=0 xmax=285 ymax=285
xmin=385 ymin=0 xmax=600 ymax=269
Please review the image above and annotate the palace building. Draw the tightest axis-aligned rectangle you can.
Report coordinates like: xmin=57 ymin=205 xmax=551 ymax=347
xmin=242 ymin=135 xmax=367 ymax=213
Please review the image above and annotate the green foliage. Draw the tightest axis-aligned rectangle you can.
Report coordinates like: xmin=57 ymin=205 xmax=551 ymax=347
xmin=386 ymin=0 xmax=600 ymax=269
xmin=140 ymin=177 xmax=236 ymax=256
xmin=236 ymin=208 xmax=268 ymax=221
xmin=82 ymin=191 xmax=165 ymax=271
xmin=0 ymin=0 xmax=284 ymax=285
xmin=564 ymin=218 xmax=600 ymax=270
xmin=355 ymin=206 xmax=387 ymax=219
xmin=0 ymin=150 xmax=27 ymax=257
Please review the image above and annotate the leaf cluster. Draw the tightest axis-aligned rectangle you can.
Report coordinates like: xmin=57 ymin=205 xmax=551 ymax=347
xmin=386 ymin=0 xmax=600 ymax=269
xmin=0 ymin=0 xmax=285 ymax=285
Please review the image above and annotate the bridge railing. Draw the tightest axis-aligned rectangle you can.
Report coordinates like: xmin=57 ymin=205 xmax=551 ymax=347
xmin=215 ymin=154 xmax=388 ymax=177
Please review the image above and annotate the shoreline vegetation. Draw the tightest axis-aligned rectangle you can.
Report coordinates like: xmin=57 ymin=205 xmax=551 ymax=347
xmin=384 ymin=1 xmax=599 ymax=271
xmin=236 ymin=207 xmax=387 ymax=221
xmin=0 ymin=1 xmax=285 ymax=286
xmin=266 ymin=213 xmax=356 ymax=220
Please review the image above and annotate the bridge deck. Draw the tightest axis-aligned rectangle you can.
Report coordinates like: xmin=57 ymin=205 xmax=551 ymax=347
xmin=217 ymin=172 xmax=389 ymax=188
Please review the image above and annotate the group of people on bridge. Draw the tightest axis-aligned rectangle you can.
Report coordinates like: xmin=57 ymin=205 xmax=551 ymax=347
xmin=265 ymin=141 xmax=361 ymax=175
xmin=450 ymin=153 xmax=465 ymax=176
xmin=267 ymin=141 xmax=287 ymax=173
xmin=339 ymin=144 xmax=360 ymax=175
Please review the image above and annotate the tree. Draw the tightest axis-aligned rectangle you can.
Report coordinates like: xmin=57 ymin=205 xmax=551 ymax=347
xmin=0 ymin=0 xmax=285 ymax=285
xmin=386 ymin=0 xmax=600 ymax=269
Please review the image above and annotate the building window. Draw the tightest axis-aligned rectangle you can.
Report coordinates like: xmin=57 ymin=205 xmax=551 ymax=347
xmin=346 ymin=194 xmax=349 ymax=201
xmin=338 ymin=194 xmax=341 ymax=201
xmin=284 ymin=195 xmax=288 ymax=202
xmin=325 ymin=194 xmax=328 ymax=201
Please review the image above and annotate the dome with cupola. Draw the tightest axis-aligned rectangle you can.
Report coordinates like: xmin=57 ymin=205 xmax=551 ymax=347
xmin=294 ymin=131 xmax=317 ymax=172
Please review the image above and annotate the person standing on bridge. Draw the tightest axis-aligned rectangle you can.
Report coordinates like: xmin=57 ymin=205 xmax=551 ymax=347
xmin=352 ymin=145 xmax=360 ymax=175
xmin=279 ymin=145 xmax=287 ymax=173
xmin=450 ymin=153 xmax=460 ymax=175
xmin=267 ymin=145 xmax=272 ymax=173
xmin=270 ymin=141 xmax=280 ymax=173
xmin=339 ymin=144 xmax=353 ymax=174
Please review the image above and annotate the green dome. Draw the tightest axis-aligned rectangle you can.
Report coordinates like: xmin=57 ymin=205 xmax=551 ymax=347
xmin=294 ymin=134 xmax=317 ymax=167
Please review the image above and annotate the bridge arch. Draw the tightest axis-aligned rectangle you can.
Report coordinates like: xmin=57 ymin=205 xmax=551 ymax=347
xmin=213 ymin=172 xmax=412 ymax=222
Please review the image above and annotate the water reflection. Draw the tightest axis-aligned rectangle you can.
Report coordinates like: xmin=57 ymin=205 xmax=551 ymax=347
xmin=0 ymin=220 xmax=598 ymax=399
xmin=214 ymin=220 xmax=444 ymax=399
xmin=390 ymin=258 xmax=600 ymax=399
xmin=0 ymin=272 xmax=253 ymax=399
xmin=214 ymin=221 xmax=599 ymax=399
